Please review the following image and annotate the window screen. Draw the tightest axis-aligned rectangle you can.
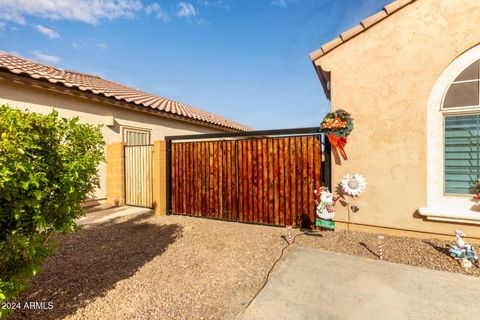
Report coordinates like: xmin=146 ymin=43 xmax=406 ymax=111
xmin=444 ymin=115 xmax=480 ymax=194
xmin=124 ymin=128 xmax=151 ymax=146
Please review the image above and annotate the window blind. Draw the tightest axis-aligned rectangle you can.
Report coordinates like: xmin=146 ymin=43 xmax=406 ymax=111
xmin=444 ymin=115 xmax=480 ymax=194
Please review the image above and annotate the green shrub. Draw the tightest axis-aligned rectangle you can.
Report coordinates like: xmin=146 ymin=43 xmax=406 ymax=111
xmin=0 ymin=105 xmax=104 ymax=317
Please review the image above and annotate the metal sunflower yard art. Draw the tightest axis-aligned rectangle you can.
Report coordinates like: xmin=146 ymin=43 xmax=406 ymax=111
xmin=341 ymin=174 xmax=367 ymax=197
xmin=339 ymin=173 xmax=367 ymax=231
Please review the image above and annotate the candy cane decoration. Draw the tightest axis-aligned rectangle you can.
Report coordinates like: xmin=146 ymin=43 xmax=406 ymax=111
xmin=377 ymin=235 xmax=385 ymax=260
xmin=286 ymin=226 xmax=293 ymax=244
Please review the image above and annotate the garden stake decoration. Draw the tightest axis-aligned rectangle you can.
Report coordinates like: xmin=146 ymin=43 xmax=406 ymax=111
xmin=314 ymin=187 xmax=338 ymax=230
xmin=321 ymin=109 xmax=353 ymax=160
xmin=377 ymin=235 xmax=385 ymax=260
xmin=286 ymin=225 xmax=293 ymax=244
xmin=340 ymin=173 xmax=367 ymax=231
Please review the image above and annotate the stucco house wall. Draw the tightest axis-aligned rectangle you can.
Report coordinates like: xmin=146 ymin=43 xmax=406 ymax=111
xmin=0 ymin=74 xmax=224 ymax=201
xmin=313 ymin=0 xmax=480 ymax=239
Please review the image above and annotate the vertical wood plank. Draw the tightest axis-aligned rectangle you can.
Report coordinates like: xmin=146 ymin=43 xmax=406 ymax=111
xmin=308 ymin=137 xmax=315 ymax=225
xmin=210 ymin=141 xmax=215 ymax=218
xmin=232 ymin=141 xmax=237 ymax=221
xmin=302 ymin=136 xmax=309 ymax=227
xmin=273 ymin=139 xmax=279 ymax=225
xmin=189 ymin=144 xmax=193 ymax=214
xmin=171 ymin=145 xmax=175 ymax=213
xmin=202 ymin=142 xmax=207 ymax=216
xmin=195 ymin=143 xmax=200 ymax=216
xmin=212 ymin=142 xmax=216 ymax=218
xmin=238 ymin=140 xmax=244 ymax=221
xmin=205 ymin=142 xmax=209 ymax=217
xmin=183 ymin=143 xmax=188 ymax=214
xmin=218 ymin=141 xmax=224 ymax=219
xmin=314 ymin=136 xmax=321 ymax=192
xmin=278 ymin=138 xmax=285 ymax=226
xmin=177 ymin=143 xmax=184 ymax=214
xmin=174 ymin=145 xmax=178 ymax=213
xmin=206 ymin=142 xmax=211 ymax=217
xmin=262 ymin=139 xmax=269 ymax=224
xmin=295 ymin=137 xmax=303 ymax=226
xmin=188 ymin=143 xmax=193 ymax=214
xmin=247 ymin=140 xmax=253 ymax=223
xmin=226 ymin=141 xmax=231 ymax=220
xmin=241 ymin=140 xmax=247 ymax=222
xmin=284 ymin=138 xmax=291 ymax=226
xmin=253 ymin=140 xmax=257 ymax=223
xmin=222 ymin=141 xmax=226 ymax=219
xmin=257 ymin=139 xmax=263 ymax=224
xmin=268 ymin=139 xmax=274 ymax=225
xmin=185 ymin=143 xmax=190 ymax=213
xmin=177 ymin=144 xmax=181 ymax=213
xmin=221 ymin=141 xmax=226 ymax=219
xmin=192 ymin=143 xmax=197 ymax=215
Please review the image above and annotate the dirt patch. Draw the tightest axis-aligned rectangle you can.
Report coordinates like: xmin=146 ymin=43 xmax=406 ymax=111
xmin=11 ymin=214 xmax=287 ymax=320
xmin=294 ymin=229 xmax=480 ymax=277
xmin=11 ymin=214 xmax=478 ymax=319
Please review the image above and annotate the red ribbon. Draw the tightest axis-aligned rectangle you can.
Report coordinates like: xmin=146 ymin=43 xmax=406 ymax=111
xmin=328 ymin=134 xmax=348 ymax=160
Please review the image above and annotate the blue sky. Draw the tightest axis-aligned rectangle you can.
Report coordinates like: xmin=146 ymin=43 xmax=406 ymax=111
xmin=0 ymin=0 xmax=391 ymax=129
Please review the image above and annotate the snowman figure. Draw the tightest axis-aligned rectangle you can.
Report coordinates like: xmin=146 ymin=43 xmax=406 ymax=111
xmin=315 ymin=187 xmax=338 ymax=220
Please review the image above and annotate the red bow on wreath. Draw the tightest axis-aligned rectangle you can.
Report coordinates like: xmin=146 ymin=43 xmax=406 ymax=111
xmin=328 ymin=134 xmax=348 ymax=160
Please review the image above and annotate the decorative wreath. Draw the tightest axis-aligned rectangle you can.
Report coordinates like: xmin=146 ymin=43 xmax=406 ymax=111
xmin=321 ymin=109 xmax=354 ymax=138
xmin=320 ymin=109 xmax=354 ymax=160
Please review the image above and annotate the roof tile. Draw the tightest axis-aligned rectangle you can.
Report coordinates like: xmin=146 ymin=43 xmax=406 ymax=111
xmin=0 ymin=52 xmax=251 ymax=131
xmin=384 ymin=0 xmax=412 ymax=14
xmin=360 ymin=9 xmax=388 ymax=29
xmin=340 ymin=24 xmax=365 ymax=42
xmin=309 ymin=48 xmax=324 ymax=61
xmin=320 ymin=38 xmax=343 ymax=55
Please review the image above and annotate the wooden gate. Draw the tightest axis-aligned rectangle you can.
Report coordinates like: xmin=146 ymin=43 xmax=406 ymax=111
xmin=166 ymin=128 xmax=331 ymax=228
xmin=125 ymin=145 xmax=154 ymax=208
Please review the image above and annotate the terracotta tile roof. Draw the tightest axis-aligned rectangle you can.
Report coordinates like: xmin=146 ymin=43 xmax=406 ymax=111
xmin=310 ymin=0 xmax=417 ymax=61
xmin=0 ymin=52 xmax=252 ymax=132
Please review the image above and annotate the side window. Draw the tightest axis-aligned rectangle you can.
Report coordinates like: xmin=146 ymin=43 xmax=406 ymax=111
xmin=444 ymin=115 xmax=480 ymax=194
xmin=123 ymin=127 xmax=151 ymax=146
xmin=442 ymin=59 xmax=480 ymax=195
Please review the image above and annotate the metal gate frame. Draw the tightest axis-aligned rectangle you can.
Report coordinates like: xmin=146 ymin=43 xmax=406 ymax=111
xmin=165 ymin=127 xmax=331 ymax=224
xmin=124 ymin=144 xmax=154 ymax=208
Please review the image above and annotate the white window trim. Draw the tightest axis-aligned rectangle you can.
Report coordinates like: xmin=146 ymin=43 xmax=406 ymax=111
xmin=122 ymin=126 xmax=152 ymax=145
xmin=421 ymin=44 xmax=480 ymax=223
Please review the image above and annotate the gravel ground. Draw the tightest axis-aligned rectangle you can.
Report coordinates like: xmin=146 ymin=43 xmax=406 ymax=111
xmin=11 ymin=213 xmax=479 ymax=320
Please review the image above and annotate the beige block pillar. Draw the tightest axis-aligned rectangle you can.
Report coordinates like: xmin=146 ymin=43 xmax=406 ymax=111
xmin=153 ymin=140 xmax=167 ymax=216
xmin=106 ymin=142 xmax=126 ymax=206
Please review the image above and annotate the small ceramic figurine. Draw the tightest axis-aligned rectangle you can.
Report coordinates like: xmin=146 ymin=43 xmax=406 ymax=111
xmin=449 ymin=230 xmax=478 ymax=265
xmin=315 ymin=187 xmax=338 ymax=220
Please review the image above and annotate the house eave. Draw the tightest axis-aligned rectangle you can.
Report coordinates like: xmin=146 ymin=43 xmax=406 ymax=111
xmin=0 ymin=71 xmax=241 ymax=132
xmin=312 ymin=63 xmax=331 ymax=100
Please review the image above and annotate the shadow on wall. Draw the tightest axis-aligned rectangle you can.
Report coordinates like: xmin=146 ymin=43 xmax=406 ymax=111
xmin=11 ymin=213 xmax=182 ymax=320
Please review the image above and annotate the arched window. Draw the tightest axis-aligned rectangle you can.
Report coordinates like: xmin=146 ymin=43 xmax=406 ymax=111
xmin=443 ymin=59 xmax=480 ymax=195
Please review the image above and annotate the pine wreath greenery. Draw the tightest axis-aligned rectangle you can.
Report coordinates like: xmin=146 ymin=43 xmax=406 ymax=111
xmin=321 ymin=109 xmax=354 ymax=138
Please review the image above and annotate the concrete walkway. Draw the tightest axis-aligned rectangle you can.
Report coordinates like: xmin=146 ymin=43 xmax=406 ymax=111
xmin=76 ymin=206 xmax=152 ymax=226
xmin=242 ymin=247 xmax=480 ymax=320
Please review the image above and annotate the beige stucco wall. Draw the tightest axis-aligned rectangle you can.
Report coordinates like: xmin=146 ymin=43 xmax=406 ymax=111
xmin=0 ymin=76 xmax=225 ymax=200
xmin=315 ymin=0 xmax=480 ymax=239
